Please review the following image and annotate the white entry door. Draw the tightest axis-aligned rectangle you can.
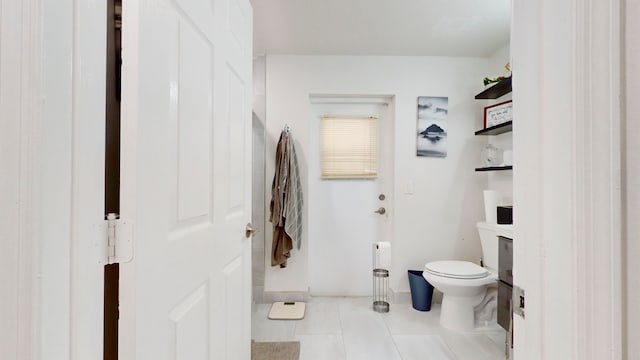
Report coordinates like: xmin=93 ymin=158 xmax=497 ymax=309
xmin=308 ymin=97 xmax=394 ymax=296
xmin=118 ymin=0 xmax=253 ymax=359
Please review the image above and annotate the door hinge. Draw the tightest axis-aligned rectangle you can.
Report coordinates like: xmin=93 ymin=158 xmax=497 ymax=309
xmin=106 ymin=213 xmax=134 ymax=264
xmin=513 ymin=285 xmax=525 ymax=318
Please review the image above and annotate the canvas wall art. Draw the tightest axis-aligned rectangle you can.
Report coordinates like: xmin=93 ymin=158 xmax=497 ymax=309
xmin=416 ymin=96 xmax=448 ymax=157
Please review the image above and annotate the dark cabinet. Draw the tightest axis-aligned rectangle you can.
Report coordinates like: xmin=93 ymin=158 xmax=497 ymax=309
xmin=498 ymin=236 xmax=513 ymax=284
xmin=497 ymin=236 xmax=513 ymax=331
xmin=497 ymin=281 xmax=512 ymax=330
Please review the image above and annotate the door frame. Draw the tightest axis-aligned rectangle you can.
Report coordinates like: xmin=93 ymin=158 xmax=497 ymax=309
xmin=10 ymin=0 xmax=633 ymax=357
xmin=512 ymin=0 xmax=625 ymax=358
xmin=624 ymin=0 xmax=640 ymax=355
xmin=1 ymin=0 xmax=41 ymax=357
xmin=6 ymin=0 xmax=108 ymax=358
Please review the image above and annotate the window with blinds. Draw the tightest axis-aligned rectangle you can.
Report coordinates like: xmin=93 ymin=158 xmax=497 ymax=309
xmin=320 ymin=116 xmax=378 ymax=179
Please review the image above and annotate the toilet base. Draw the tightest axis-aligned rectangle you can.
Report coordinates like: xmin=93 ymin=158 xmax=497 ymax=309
xmin=439 ymin=293 xmax=485 ymax=332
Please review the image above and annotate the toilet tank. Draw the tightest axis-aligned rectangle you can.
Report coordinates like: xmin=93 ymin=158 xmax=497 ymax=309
xmin=477 ymin=222 xmax=499 ymax=272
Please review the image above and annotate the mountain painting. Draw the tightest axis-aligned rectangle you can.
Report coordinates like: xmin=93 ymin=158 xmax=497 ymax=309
xmin=417 ymin=96 xmax=448 ymax=157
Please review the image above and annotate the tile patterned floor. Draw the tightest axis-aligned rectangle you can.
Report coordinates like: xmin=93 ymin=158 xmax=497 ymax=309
xmin=252 ymin=297 xmax=507 ymax=360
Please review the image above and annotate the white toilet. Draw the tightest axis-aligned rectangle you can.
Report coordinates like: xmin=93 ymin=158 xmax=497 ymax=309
xmin=422 ymin=222 xmax=499 ymax=332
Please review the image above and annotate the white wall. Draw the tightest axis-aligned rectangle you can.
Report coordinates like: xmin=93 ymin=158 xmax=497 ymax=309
xmin=263 ymin=55 xmax=490 ymax=294
xmin=485 ymin=44 xmax=511 ymax=81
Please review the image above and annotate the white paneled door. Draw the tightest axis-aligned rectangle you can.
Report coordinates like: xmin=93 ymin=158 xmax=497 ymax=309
xmin=308 ymin=98 xmax=394 ymax=296
xmin=119 ymin=0 xmax=253 ymax=359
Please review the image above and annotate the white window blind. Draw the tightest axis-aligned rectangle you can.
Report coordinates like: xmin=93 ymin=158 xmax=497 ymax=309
xmin=320 ymin=116 xmax=378 ymax=179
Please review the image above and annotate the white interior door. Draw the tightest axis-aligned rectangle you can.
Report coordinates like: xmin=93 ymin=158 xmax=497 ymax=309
xmin=308 ymin=97 xmax=394 ymax=296
xmin=118 ymin=0 xmax=253 ymax=359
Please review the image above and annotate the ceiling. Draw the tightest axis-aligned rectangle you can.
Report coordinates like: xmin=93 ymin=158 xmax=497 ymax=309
xmin=250 ymin=0 xmax=511 ymax=57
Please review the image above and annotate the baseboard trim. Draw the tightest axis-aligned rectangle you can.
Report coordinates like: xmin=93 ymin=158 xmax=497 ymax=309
xmin=389 ymin=289 xmax=411 ymax=304
xmin=389 ymin=289 xmax=442 ymax=305
xmin=258 ymin=288 xmax=443 ymax=305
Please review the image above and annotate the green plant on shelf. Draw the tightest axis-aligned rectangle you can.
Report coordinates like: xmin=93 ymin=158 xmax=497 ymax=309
xmin=483 ymin=76 xmax=506 ymax=86
xmin=483 ymin=62 xmax=511 ymax=86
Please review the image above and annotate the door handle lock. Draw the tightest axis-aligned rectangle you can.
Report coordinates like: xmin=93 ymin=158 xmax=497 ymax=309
xmin=374 ymin=207 xmax=386 ymax=215
xmin=245 ymin=223 xmax=257 ymax=238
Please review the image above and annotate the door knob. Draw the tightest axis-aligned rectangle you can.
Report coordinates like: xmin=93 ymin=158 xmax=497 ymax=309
xmin=374 ymin=207 xmax=386 ymax=215
xmin=245 ymin=223 xmax=257 ymax=238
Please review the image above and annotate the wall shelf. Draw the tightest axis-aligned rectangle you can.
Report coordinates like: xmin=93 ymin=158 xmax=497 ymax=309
xmin=475 ymin=165 xmax=513 ymax=172
xmin=475 ymin=121 xmax=512 ymax=136
xmin=475 ymin=77 xmax=512 ymax=99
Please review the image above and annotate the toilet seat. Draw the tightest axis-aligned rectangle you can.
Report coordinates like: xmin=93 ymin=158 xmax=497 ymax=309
xmin=424 ymin=260 xmax=488 ymax=279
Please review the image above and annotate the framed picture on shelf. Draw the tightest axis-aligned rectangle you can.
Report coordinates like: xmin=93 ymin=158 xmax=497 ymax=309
xmin=484 ymin=100 xmax=513 ymax=128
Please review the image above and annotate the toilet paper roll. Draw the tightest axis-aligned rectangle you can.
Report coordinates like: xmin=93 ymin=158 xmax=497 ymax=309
xmin=373 ymin=242 xmax=391 ymax=270
xmin=483 ymin=190 xmax=501 ymax=224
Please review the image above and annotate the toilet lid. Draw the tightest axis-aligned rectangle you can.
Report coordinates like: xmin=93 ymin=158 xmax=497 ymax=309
xmin=424 ymin=260 xmax=489 ymax=279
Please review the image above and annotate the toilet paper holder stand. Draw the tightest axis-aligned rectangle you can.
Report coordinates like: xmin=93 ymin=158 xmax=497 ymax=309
xmin=372 ymin=268 xmax=390 ymax=313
